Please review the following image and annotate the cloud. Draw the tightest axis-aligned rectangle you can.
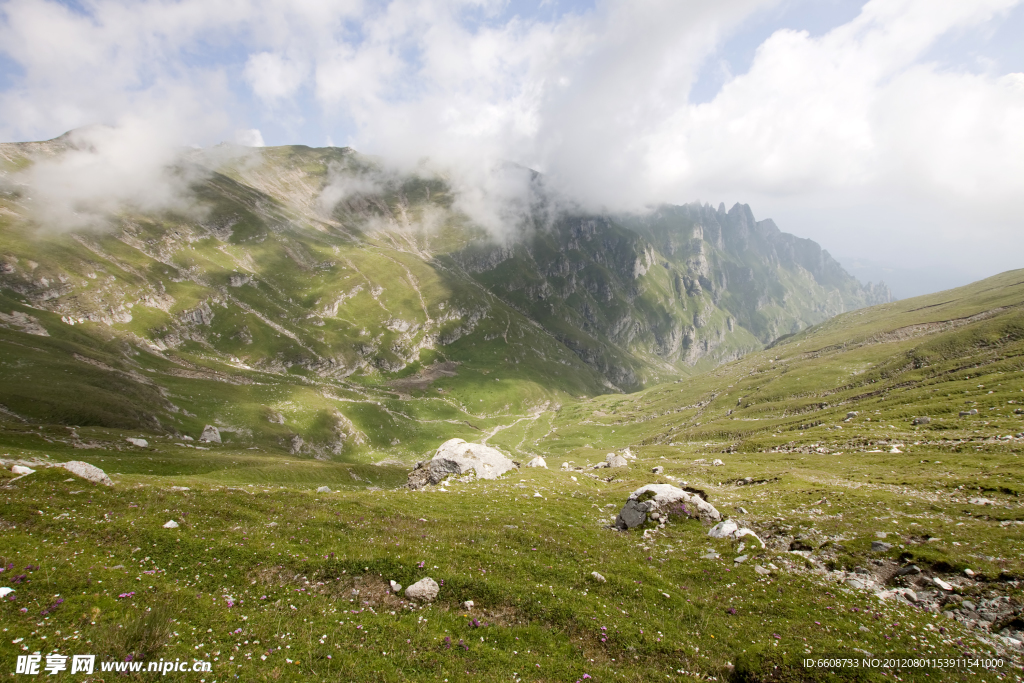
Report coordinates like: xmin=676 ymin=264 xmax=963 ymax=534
xmin=1 ymin=0 xmax=1022 ymax=286
xmin=234 ymin=128 xmax=266 ymax=147
xmin=17 ymin=116 xmax=209 ymax=230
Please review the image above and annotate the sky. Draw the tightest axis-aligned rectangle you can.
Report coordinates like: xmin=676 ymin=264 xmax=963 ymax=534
xmin=0 ymin=0 xmax=1022 ymax=298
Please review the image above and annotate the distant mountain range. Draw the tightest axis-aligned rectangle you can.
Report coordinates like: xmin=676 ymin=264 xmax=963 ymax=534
xmin=0 ymin=132 xmax=889 ymax=453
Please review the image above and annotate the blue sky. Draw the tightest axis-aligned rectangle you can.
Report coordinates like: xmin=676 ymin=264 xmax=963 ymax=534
xmin=1 ymin=0 xmax=1022 ymax=298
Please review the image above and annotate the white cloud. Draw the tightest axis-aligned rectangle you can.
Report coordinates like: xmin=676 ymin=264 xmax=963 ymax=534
xmin=1 ymin=0 xmax=1022 ymax=288
xmin=234 ymin=128 xmax=266 ymax=147
xmin=244 ymin=52 xmax=307 ymax=103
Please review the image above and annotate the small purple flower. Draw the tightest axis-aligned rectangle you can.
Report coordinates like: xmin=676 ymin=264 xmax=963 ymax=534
xmin=726 ymin=608 xmax=736 ymax=615
xmin=773 ymin=634 xmax=781 ymax=640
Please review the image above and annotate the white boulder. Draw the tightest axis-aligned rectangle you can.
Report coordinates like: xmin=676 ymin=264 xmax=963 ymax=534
xmin=163 ymin=520 xmax=179 ymax=529
xmin=199 ymin=425 xmax=221 ymax=443
xmin=0 ymin=587 xmax=14 ymax=598
xmin=316 ymin=486 xmax=332 ymax=493
xmin=405 ymin=577 xmax=439 ymax=602
xmin=708 ymin=520 xmax=765 ymax=546
xmin=61 ymin=461 xmax=113 ymax=486
xmin=606 ymin=454 xmax=628 ymax=468
xmin=126 ymin=438 xmax=149 ymax=448
xmin=11 ymin=465 xmax=34 ymax=475
xmin=626 ymin=484 xmax=721 ymax=523
xmin=526 ymin=457 xmax=547 ymax=468
xmin=407 ymin=439 xmax=517 ymax=488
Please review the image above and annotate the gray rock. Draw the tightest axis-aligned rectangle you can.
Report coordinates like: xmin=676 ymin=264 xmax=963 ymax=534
xmin=61 ymin=461 xmax=113 ymax=486
xmin=11 ymin=465 xmax=34 ymax=475
xmin=288 ymin=435 xmax=304 ymax=454
xmin=933 ymin=577 xmax=953 ymax=591
xmin=316 ymin=486 xmax=332 ymax=493
xmin=702 ymin=552 xmax=720 ymax=560
xmin=912 ymin=417 xmax=931 ymax=425
xmin=708 ymin=520 xmax=739 ymax=538
xmin=962 ymin=600 xmax=976 ymax=611
xmin=846 ymin=577 xmax=869 ymax=589
xmin=606 ymin=454 xmax=628 ymax=468
xmin=590 ymin=571 xmax=607 ymax=583
xmin=711 ymin=459 xmax=724 ymax=466
xmin=652 ymin=466 xmax=664 ymax=475
xmin=875 ymin=532 xmax=888 ymax=539
xmin=615 ymin=499 xmax=650 ymax=530
xmin=462 ymin=600 xmax=474 ymax=609
xmin=389 ymin=580 xmax=402 ymax=594
xmin=408 ymin=439 xmax=518 ymax=489
xmin=525 ymin=456 xmax=547 ymax=468
xmin=734 ymin=555 xmax=749 ymax=564
xmin=126 ymin=438 xmax=149 ymax=448
xmin=897 ymin=564 xmax=921 ymax=576
xmin=737 ymin=506 xmax=749 ymax=514
xmin=199 ymin=425 xmax=221 ymax=443
xmin=405 ymin=577 xmax=439 ymax=602
xmin=846 ymin=412 xmax=859 ymax=419
xmin=871 ymin=541 xmax=893 ymax=552
xmin=754 ymin=565 xmax=770 ymax=576
xmin=626 ymin=484 xmax=721 ymax=523
xmin=163 ymin=520 xmax=179 ymax=529
xmin=968 ymin=497 xmax=997 ymax=506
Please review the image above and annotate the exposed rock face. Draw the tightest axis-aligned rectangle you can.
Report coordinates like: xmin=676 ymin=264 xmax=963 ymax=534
xmin=405 ymin=577 xmax=439 ymax=602
xmin=199 ymin=425 xmax=221 ymax=443
xmin=61 ymin=460 xmax=113 ymax=486
xmin=407 ymin=439 xmax=518 ymax=489
xmin=526 ymin=456 xmax=547 ymax=468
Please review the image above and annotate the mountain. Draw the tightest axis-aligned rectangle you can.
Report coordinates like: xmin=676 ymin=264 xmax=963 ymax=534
xmin=0 ymin=132 xmax=888 ymax=457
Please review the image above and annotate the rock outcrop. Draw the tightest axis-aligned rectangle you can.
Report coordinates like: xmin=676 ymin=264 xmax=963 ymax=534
xmin=199 ymin=425 xmax=221 ymax=443
xmin=615 ymin=484 xmax=721 ymax=530
xmin=61 ymin=460 xmax=113 ymax=486
xmin=405 ymin=577 xmax=439 ymax=602
xmin=407 ymin=439 xmax=518 ymax=489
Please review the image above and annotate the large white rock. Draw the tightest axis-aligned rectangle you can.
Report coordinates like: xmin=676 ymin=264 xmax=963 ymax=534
xmin=408 ymin=439 xmax=517 ymax=488
xmin=11 ymin=465 xmax=35 ymax=475
xmin=627 ymin=484 xmax=721 ymax=523
xmin=163 ymin=520 xmax=179 ymax=529
xmin=526 ymin=457 xmax=547 ymax=468
xmin=606 ymin=454 xmax=628 ymax=468
xmin=405 ymin=577 xmax=439 ymax=602
xmin=61 ymin=461 xmax=113 ymax=486
xmin=316 ymin=486 xmax=332 ymax=493
xmin=708 ymin=520 xmax=765 ymax=546
xmin=126 ymin=438 xmax=148 ymax=448
xmin=199 ymin=425 xmax=221 ymax=443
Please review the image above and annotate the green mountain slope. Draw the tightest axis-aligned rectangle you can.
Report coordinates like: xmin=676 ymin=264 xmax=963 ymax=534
xmin=0 ymin=133 xmax=888 ymax=458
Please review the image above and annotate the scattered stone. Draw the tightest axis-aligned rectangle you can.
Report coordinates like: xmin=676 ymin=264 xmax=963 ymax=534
xmin=11 ymin=465 xmax=34 ymax=475
xmin=875 ymin=532 xmax=888 ymax=539
xmin=407 ymin=439 xmax=518 ymax=489
xmin=889 ymin=446 xmax=902 ymax=453
xmin=661 ymin=592 xmax=670 ymax=598
xmin=846 ymin=577 xmax=869 ymax=590
xmin=0 ymin=587 xmax=14 ymax=598
xmin=163 ymin=520 xmax=179 ymax=529
xmin=846 ymin=412 xmax=859 ymax=419
xmin=754 ymin=565 xmax=771 ymax=576
xmin=61 ymin=461 xmax=113 ymax=486
xmin=897 ymin=565 xmax=921 ymax=576
xmin=711 ymin=459 xmax=724 ymax=466
xmin=933 ymin=577 xmax=953 ymax=591
xmin=968 ymin=497 xmax=997 ymax=506
xmin=526 ymin=457 xmax=547 ymax=468
xmin=560 ymin=462 xmax=574 ymax=471
xmin=606 ymin=453 xmax=628 ymax=468
xmin=182 ymin=435 xmax=194 ymax=441
xmin=316 ymin=486 xmax=332 ymax=493
xmin=964 ymin=568 xmax=975 ymax=577
xmin=288 ymin=435 xmax=304 ymax=455
xmin=389 ymin=580 xmax=402 ymax=594
xmin=533 ymin=492 xmax=543 ymax=498
xmin=737 ymin=506 xmax=749 ymax=514
xmin=912 ymin=417 xmax=931 ymax=425
xmin=652 ymin=466 xmax=664 ymax=475
xmin=199 ymin=425 xmax=221 ymax=443
xmin=702 ymin=552 xmax=720 ymax=560
xmin=734 ymin=555 xmax=749 ymax=564
xmin=462 ymin=600 xmax=474 ymax=609
xmin=590 ymin=572 xmax=607 ymax=583
xmin=126 ymin=438 xmax=149 ymax=448
xmin=871 ymin=541 xmax=893 ymax=552
xmin=960 ymin=410 xmax=979 ymax=417
xmin=859 ymin=625 xmax=870 ymax=632
xmin=405 ymin=577 xmax=440 ymax=602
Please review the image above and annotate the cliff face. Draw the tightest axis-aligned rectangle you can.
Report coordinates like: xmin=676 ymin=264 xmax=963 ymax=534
xmin=450 ymin=200 xmax=891 ymax=390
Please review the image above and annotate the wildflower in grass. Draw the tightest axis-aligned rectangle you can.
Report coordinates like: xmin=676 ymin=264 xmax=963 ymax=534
xmin=444 ymin=636 xmax=451 ymax=649
xmin=726 ymin=608 xmax=736 ymax=615
xmin=118 ymin=592 xmax=135 ymax=599
xmin=459 ymin=639 xmax=468 ymax=650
